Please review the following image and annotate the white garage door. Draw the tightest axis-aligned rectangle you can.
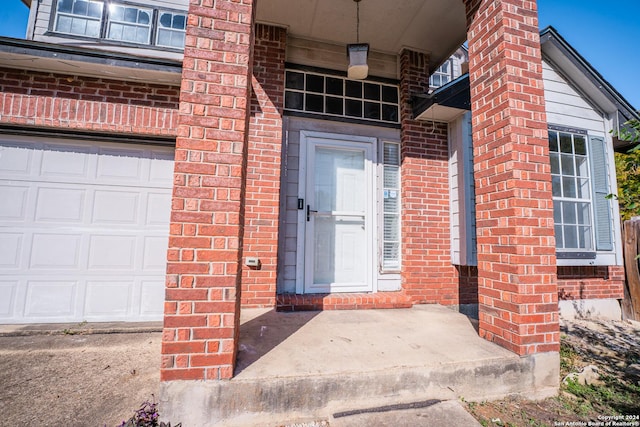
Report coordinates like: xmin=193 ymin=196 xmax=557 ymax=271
xmin=0 ymin=135 xmax=174 ymax=323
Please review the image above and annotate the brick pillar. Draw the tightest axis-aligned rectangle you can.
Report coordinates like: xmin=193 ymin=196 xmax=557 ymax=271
xmin=161 ymin=0 xmax=256 ymax=381
xmin=399 ymin=49 xmax=459 ymax=305
xmin=465 ymin=0 xmax=559 ymax=355
xmin=241 ymin=24 xmax=286 ymax=307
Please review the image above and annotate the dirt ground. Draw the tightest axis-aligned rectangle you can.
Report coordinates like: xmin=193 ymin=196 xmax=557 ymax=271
xmin=0 ymin=332 xmax=161 ymax=427
xmin=1 ymin=317 xmax=639 ymax=427
xmin=466 ymin=318 xmax=640 ymax=427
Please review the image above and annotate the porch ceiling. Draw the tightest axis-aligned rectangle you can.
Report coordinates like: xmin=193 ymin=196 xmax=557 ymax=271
xmin=256 ymin=0 xmax=468 ymax=71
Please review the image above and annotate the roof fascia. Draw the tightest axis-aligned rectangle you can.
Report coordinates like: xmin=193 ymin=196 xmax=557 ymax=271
xmin=0 ymin=36 xmax=182 ymax=83
xmin=539 ymin=26 xmax=639 ymax=123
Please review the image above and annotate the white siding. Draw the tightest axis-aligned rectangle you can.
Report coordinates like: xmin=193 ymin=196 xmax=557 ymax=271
xmin=449 ymin=111 xmax=476 ymax=266
xmin=450 ymin=49 xmax=468 ymax=80
xmin=542 ymin=59 xmax=622 ymax=266
xmin=542 ymin=60 xmax=605 ymax=134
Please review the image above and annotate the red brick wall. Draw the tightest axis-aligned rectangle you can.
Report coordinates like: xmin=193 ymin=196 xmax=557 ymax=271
xmin=161 ymin=0 xmax=256 ymax=382
xmin=466 ymin=0 xmax=559 ymax=356
xmin=0 ymin=68 xmax=179 ymax=136
xmin=399 ymin=49 xmax=460 ymax=305
xmin=240 ymin=24 xmax=286 ymax=307
xmin=458 ymin=266 xmax=479 ymax=305
xmin=455 ymin=265 xmax=624 ymax=306
xmin=558 ymin=266 xmax=625 ymax=300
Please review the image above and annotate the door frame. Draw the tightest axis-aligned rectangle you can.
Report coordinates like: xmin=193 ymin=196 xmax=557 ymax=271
xmin=296 ymin=130 xmax=377 ymax=294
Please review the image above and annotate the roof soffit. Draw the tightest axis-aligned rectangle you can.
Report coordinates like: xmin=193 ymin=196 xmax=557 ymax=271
xmin=256 ymin=0 xmax=468 ymax=71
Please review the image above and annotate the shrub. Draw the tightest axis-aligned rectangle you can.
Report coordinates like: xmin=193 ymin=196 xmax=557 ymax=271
xmin=116 ymin=398 xmax=181 ymax=427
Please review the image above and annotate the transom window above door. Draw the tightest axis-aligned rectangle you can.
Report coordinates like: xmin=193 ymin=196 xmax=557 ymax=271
xmin=52 ymin=0 xmax=187 ymax=49
xmin=284 ymin=68 xmax=400 ymax=125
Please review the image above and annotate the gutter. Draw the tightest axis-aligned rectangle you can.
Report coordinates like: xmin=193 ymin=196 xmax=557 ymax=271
xmin=0 ymin=36 xmax=183 ymax=74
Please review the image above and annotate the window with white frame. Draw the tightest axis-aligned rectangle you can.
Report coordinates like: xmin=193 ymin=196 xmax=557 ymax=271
xmin=52 ymin=0 xmax=186 ymax=49
xmin=156 ymin=11 xmax=187 ymax=48
xmin=382 ymin=142 xmax=401 ymax=270
xmin=430 ymin=59 xmax=453 ymax=89
xmin=549 ymin=129 xmax=593 ymax=253
xmin=54 ymin=0 xmax=104 ymax=38
xmin=549 ymin=126 xmax=614 ymax=260
xmin=106 ymin=4 xmax=152 ymax=44
xmin=448 ymin=120 xmax=618 ymax=267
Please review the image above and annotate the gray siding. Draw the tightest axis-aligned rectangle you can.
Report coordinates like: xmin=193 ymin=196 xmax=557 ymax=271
xmin=542 ymin=59 xmax=605 ymax=134
xmin=542 ymin=58 xmax=622 ymax=266
xmin=449 ymin=111 xmax=476 ymax=266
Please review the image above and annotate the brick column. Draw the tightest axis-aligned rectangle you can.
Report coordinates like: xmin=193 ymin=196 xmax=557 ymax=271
xmin=161 ymin=0 xmax=256 ymax=381
xmin=241 ymin=24 xmax=287 ymax=307
xmin=465 ymin=0 xmax=559 ymax=355
xmin=399 ymin=49 xmax=459 ymax=305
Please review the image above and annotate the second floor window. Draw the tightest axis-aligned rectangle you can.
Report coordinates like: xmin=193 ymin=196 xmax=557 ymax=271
xmin=430 ymin=59 xmax=453 ymax=88
xmin=106 ymin=4 xmax=152 ymax=45
xmin=55 ymin=0 xmax=104 ymax=38
xmin=53 ymin=0 xmax=186 ymax=49
xmin=156 ymin=12 xmax=187 ymax=49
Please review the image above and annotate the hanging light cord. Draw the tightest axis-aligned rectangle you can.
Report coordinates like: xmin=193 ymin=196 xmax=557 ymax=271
xmin=356 ymin=0 xmax=360 ymax=43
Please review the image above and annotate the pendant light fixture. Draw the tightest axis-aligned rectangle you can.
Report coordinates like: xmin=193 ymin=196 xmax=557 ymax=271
xmin=347 ymin=0 xmax=369 ymax=80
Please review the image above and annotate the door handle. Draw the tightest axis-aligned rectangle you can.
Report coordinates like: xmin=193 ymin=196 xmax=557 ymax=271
xmin=306 ymin=205 xmax=317 ymax=222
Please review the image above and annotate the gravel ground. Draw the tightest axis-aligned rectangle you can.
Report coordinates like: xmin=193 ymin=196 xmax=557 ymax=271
xmin=0 ymin=332 xmax=161 ymax=427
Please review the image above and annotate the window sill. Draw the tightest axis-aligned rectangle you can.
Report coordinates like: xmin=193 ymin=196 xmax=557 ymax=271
xmin=556 ymin=252 xmax=619 ymax=267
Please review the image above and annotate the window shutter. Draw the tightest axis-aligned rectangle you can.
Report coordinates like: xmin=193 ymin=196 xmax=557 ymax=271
xmin=463 ymin=113 xmax=477 ymax=266
xmin=589 ymin=136 xmax=614 ymax=251
xmin=449 ymin=117 xmax=462 ymax=265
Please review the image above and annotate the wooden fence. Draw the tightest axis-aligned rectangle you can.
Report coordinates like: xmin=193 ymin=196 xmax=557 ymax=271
xmin=622 ymin=218 xmax=640 ymax=321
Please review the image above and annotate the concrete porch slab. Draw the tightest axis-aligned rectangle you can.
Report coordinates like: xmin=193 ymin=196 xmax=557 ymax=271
xmin=160 ymin=305 xmax=559 ymax=426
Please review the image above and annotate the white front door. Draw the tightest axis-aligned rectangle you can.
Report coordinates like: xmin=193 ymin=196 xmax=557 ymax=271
xmin=300 ymin=132 xmax=375 ymax=293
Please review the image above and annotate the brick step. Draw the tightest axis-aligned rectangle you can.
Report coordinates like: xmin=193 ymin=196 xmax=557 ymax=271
xmin=276 ymin=292 xmax=414 ymax=311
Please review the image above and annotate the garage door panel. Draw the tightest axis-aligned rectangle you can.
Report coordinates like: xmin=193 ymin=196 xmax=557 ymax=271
xmin=0 ymin=143 xmax=35 ymax=177
xmin=40 ymin=144 xmax=92 ymax=178
xmin=30 ymin=234 xmax=82 ymax=269
xmin=0 ymin=186 xmax=29 ymax=221
xmin=140 ymin=279 xmax=165 ymax=316
xmin=84 ymin=281 xmax=133 ymax=318
xmin=1 ymin=136 xmax=173 ymax=323
xmin=143 ymin=236 xmax=170 ymax=270
xmin=35 ymin=187 xmax=86 ymax=223
xmin=0 ymin=281 xmax=18 ymax=317
xmin=146 ymin=193 xmax=172 ymax=225
xmin=88 ymin=235 xmax=136 ymax=270
xmin=149 ymin=150 xmax=175 ymax=184
xmin=24 ymin=280 xmax=77 ymax=317
xmin=97 ymin=148 xmax=145 ymax=181
xmin=92 ymin=190 xmax=140 ymax=225
xmin=0 ymin=233 xmax=22 ymax=269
